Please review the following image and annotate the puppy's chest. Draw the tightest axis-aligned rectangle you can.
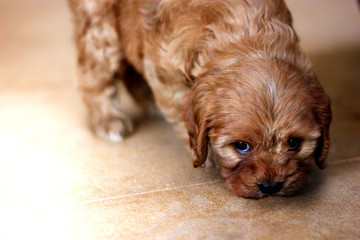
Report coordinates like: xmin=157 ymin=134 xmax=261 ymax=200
xmin=143 ymin=57 xmax=190 ymax=123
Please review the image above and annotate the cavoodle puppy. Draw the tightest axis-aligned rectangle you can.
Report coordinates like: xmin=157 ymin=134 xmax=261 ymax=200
xmin=68 ymin=0 xmax=331 ymax=198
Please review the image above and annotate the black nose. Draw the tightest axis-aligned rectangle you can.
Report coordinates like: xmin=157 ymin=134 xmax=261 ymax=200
xmin=257 ymin=181 xmax=283 ymax=194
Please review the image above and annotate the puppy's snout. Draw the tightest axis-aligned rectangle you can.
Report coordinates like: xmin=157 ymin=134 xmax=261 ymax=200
xmin=257 ymin=181 xmax=283 ymax=194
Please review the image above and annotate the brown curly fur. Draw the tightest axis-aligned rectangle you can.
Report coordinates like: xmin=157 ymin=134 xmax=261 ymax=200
xmin=68 ymin=0 xmax=331 ymax=198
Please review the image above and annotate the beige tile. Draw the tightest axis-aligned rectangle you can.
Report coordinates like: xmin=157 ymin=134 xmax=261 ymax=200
xmin=3 ymin=159 xmax=358 ymax=239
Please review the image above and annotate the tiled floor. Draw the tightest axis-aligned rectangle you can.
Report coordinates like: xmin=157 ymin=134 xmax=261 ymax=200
xmin=1 ymin=0 xmax=359 ymax=239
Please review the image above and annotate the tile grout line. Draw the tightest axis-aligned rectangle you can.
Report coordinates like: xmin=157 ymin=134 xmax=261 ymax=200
xmin=72 ymin=179 xmax=222 ymax=206
xmin=329 ymin=156 xmax=360 ymax=164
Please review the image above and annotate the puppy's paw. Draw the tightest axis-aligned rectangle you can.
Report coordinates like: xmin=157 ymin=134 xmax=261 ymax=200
xmin=92 ymin=116 xmax=134 ymax=142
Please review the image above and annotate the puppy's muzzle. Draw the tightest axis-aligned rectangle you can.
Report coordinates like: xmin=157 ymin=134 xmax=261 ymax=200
xmin=257 ymin=181 xmax=283 ymax=195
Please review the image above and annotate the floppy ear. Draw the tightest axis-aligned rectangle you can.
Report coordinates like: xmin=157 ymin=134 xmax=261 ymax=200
xmin=183 ymin=93 xmax=209 ymax=168
xmin=313 ymin=90 xmax=332 ymax=169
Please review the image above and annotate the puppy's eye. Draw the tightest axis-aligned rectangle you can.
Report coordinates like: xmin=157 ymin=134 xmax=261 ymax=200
xmin=288 ymin=137 xmax=301 ymax=151
xmin=234 ymin=141 xmax=252 ymax=154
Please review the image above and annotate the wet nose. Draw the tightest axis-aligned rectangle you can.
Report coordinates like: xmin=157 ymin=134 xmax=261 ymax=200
xmin=257 ymin=181 xmax=283 ymax=194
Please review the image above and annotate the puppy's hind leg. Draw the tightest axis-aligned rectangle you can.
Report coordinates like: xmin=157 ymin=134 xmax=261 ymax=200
xmin=69 ymin=0 xmax=133 ymax=141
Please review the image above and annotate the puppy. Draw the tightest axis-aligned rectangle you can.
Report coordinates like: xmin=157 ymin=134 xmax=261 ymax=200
xmin=68 ymin=0 xmax=331 ymax=198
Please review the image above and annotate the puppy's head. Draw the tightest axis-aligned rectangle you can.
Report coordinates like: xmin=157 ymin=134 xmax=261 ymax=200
xmin=184 ymin=57 xmax=331 ymax=198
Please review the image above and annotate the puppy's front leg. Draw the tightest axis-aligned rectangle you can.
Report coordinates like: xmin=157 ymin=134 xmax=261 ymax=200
xmin=69 ymin=0 xmax=133 ymax=141
xmin=82 ymin=84 xmax=133 ymax=142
